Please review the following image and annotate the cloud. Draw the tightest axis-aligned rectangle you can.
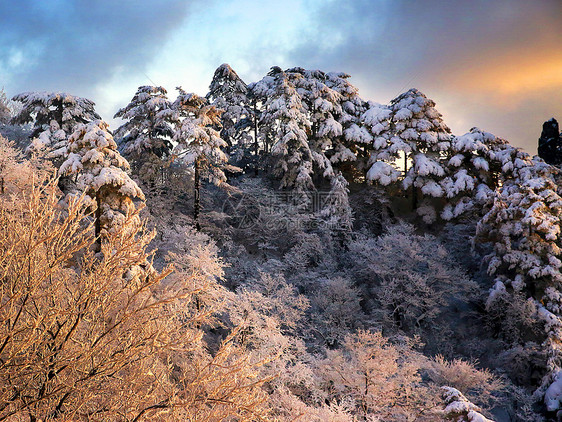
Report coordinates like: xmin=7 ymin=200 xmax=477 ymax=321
xmin=0 ymin=0 xmax=196 ymax=98
xmin=286 ymin=0 xmax=562 ymax=151
xmin=1 ymin=0 xmax=560 ymax=152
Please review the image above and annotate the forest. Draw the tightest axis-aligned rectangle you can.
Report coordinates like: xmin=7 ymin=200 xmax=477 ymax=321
xmin=1 ymin=63 xmax=562 ymax=421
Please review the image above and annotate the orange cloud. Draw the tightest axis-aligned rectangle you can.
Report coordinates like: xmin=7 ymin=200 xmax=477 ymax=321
xmin=443 ymin=49 xmax=562 ymax=107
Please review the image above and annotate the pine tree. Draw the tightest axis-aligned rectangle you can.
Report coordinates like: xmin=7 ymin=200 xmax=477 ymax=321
xmin=11 ymin=92 xmax=100 ymax=161
xmin=206 ymin=63 xmax=252 ymax=155
xmin=319 ymin=173 xmax=354 ymax=243
xmin=367 ymin=88 xmax=452 ymax=222
xmin=249 ymin=71 xmax=276 ymax=157
xmin=286 ymin=67 xmax=341 ymax=180
xmin=0 ymin=88 xmax=11 ymax=124
xmin=476 ymin=155 xmax=562 ymax=401
xmin=113 ymin=85 xmax=174 ymax=182
xmin=260 ymin=68 xmax=314 ymax=193
xmin=538 ymin=118 xmax=562 ymax=166
xmin=60 ymin=120 xmax=144 ymax=243
xmin=441 ymin=127 xmax=508 ymax=220
xmin=169 ymin=88 xmax=230 ymax=230
xmin=325 ymin=71 xmax=372 ymax=179
xmin=363 ymin=101 xmax=401 ymax=185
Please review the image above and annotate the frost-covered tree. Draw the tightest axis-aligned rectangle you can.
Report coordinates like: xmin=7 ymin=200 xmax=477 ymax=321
xmin=0 ymin=88 xmax=11 ymax=124
xmin=0 ymin=175 xmax=270 ymax=421
xmin=319 ymin=173 xmax=353 ymax=237
xmin=313 ymin=330 xmax=437 ymax=420
xmin=248 ymin=72 xmax=275 ymax=158
xmin=113 ymin=85 xmax=174 ymax=182
xmin=309 ymin=276 xmax=363 ymax=346
xmin=0 ymin=136 xmax=21 ymax=194
xmin=206 ymin=63 xmax=252 ymax=155
xmin=366 ymin=89 xmax=452 ymax=222
xmin=349 ymin=223 xmax=475 ymax=332
xmin=476 ymin=155 xmax=562 ymax=402
xmin=441 ymin=127 xmax=508 ymax=220
xmin=286 ymin=67 xmax=341 ymax=180
xmin=60 ymin=120 xmax=144 ymax=243
xmin=324 ymin=72 xmax=371 ymax=178
xmin=0 ymin=135 xmax=53 ymax=196
xmin=168 ymin=89 xmax=230 ymax=230
xmin=11 ymin=91 xmax=100 ymax=161
xmin=260 ymin=68 xmax=314 ymax=193
xmin=0 ymin=90 xmax=30 ymax=149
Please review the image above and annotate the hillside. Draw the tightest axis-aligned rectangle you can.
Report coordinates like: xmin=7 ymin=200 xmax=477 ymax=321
xmin=0 ymin=64 xmax=561 ymax=421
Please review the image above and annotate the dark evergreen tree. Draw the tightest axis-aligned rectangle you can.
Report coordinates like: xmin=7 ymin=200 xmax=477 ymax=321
xmin=538 ymin=118 xmax=562 ymax=166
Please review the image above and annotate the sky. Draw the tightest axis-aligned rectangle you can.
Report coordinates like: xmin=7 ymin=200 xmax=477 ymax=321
xmin=1 ymin=0 xmax=561 ymax=153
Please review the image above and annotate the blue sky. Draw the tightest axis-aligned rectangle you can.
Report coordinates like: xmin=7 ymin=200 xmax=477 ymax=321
xmin=1 ymin=0 xmax=561 ymax=152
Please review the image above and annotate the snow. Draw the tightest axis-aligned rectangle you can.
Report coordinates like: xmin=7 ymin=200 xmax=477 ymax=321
xmin=545 ymin=371 xmax=562 ymax=412
xmin=441 ymin=387 xmax=495 ymax=422
xmin=421 ymin=180 xmax=444 ymax=197
xmin=395 ymin=107 xmax=413 ymax=120
xmin=486 ymin=280 xmax=506 ymax=309
xmin=414 ymin=154 xmax=444 ymax=177
xmin=366 ymin=161 xmax=401 ymax=186
xmin=344 ymin=124 xmax=372 ymax=144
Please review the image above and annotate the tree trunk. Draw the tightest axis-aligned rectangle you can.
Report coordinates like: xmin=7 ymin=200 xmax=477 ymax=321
xmin=55 ymin=99 xmax=64 ymax=128
xmin=194 ymin=159 xmax=201 ymax=231
xmin=95 ymin=191 xmax=102 ymax=251
xmin=253 ymin=101 xmax=259 ymax=176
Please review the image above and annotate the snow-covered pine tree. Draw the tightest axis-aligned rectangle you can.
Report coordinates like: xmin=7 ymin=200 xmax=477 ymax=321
xmin=11 ymin=92 xmax=100 ymax=162
xmin=286 ymin=67 xmax=341 ymax=181
xmin=319 ymin=173 xmax=353 ymax=242
xmin=441 ymin=127 xmax=509 ymax=220
xmin=0 ymin=89 xmax=11 ymax=124
xmin=476 ymin=155 xmax=562 ymax=403
xmin=363 ymin=101 xmax=401 ymax=186
xmin=260 ymin=67 xmax=314 ymax=195
xmin=113 ymin=86 xmax=174 ymax=183
xmin=248 ymin=71 xmax=276 ymax=157
xmin=206 ymin=63 xmax=252 ymax=158
xmin=325 ymin=71 xmax=372 ymax=180
xmin=367 ymin=88 xmax=452 ymax=222
xmin=59 ymin=120 xmax=144 ymax=244
xmin=169 ymin=88 xmax=230 ymax=230
xmin=441 ymin=387 xmax=495 ymax=422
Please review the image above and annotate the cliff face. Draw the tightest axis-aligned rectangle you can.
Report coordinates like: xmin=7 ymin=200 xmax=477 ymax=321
xmin=538 ymin=118 xmax=562 ymax=165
